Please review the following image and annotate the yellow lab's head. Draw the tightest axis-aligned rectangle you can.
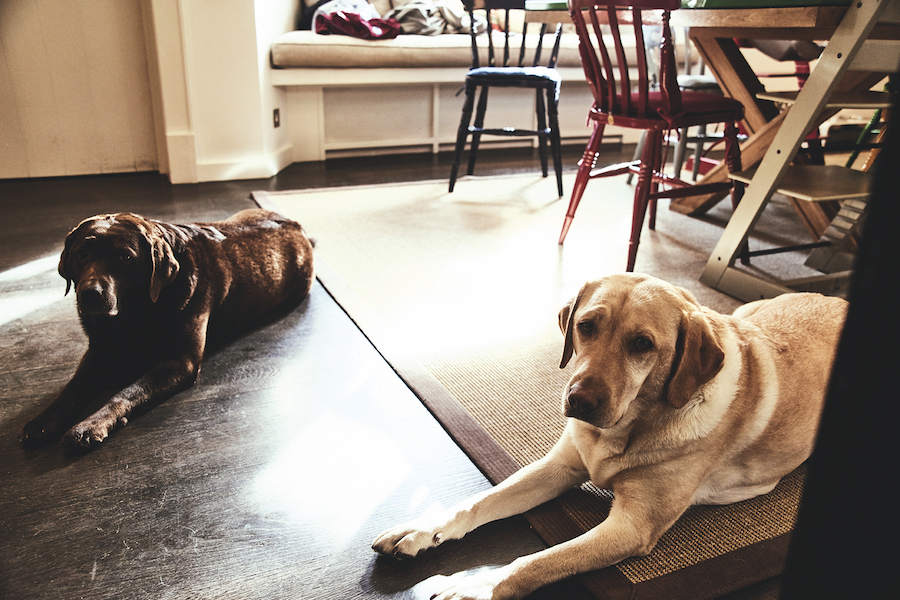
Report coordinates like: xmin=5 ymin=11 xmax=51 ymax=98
xmin=558 ymin=274 xmax=724 ymax=428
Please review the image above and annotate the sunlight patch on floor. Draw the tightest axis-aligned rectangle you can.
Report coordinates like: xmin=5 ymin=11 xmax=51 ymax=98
xmin=0 ymin=289 xmax=64 ymax=327
xmin=0 ymin=254 xmax=58 ymax=283
xmin=249 ymin=411 xmax=413 ymax=550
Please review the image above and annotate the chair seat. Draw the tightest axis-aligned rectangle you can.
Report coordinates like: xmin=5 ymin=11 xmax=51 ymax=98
xmin=591 ymin=90 xmax=744 ymax=128
xmin=467 ymin=66 xmax=561 ymax=87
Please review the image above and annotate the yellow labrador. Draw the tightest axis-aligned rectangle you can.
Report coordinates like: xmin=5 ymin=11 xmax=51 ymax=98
xmin=372 ymin=273 xmax=847 ymax=600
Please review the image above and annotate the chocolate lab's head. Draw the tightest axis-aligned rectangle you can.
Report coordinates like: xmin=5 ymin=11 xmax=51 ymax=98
xmin=58 ymin=213 xmax=179 ymax=318
xmin=557 ymin=274 xmax=724 ymax=428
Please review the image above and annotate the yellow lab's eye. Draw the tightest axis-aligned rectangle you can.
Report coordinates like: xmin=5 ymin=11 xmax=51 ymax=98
xmin=576 ymin=320 xmax=596 ymax=337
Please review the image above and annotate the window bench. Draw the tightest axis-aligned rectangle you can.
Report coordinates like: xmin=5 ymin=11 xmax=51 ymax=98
xmin=269 ymin=30 xmax=651 ymax=162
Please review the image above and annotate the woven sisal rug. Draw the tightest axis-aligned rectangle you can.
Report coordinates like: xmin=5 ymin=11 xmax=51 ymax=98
xmin=254 ymin=172 xmax=815 ymax=599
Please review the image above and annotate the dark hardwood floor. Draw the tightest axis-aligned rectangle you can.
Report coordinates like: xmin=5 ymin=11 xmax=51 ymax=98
xmin=0 ymin=146 xmax=593 ymax=273
xmin=0 ymin=148 xmax=598 ymax=600
xmin=0 ymin=146 xmax=778 ymax=600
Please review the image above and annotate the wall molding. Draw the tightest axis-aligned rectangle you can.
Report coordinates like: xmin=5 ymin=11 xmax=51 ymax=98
xmin=194 ymin=143 xmax=293 ymax=182
xmin=165 ymin=131 xmax=197 ymax=184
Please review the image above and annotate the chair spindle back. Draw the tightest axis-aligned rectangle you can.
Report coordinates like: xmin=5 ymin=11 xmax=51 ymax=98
xmin=568 ymin=0 xmax=681 ymax=118
xmin=465 ymin=1 xmax=563 ymax=69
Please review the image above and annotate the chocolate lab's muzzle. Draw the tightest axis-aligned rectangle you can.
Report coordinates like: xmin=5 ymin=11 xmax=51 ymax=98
xmin=77 ymin=275 xmax=118 ymax=316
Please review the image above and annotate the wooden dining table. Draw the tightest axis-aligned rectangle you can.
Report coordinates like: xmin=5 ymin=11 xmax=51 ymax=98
xmin=667 ymin=2 xmax=895 ymax=235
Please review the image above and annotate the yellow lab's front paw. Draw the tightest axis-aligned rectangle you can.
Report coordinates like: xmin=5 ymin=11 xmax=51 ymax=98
xmin=371 ymin=520 xmax=445 ymax=559
xmin=427 ymin=566 xmax=515 ymax=600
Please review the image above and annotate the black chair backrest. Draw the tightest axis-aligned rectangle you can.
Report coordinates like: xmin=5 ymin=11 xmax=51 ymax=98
xmin=465 ymin=1 xmax=563 ymax=69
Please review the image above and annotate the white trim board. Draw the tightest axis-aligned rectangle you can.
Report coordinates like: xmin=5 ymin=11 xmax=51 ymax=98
xmin=194 ymin=143 xmax=293 ymax=182
xmin=271 ymin=67 xmax=590 ymax=87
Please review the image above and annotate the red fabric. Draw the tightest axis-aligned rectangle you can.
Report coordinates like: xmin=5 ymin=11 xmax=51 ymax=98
xmin=314 ymin=11 xmax=402 ymax=40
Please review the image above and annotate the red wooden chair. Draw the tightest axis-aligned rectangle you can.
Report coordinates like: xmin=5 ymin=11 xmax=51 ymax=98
xmin=559 ymin=0 xmax=745 ymax=272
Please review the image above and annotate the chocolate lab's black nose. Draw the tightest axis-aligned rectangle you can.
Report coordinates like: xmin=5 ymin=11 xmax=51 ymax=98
xmin=78 ymin=282 xmax=107 ymax=312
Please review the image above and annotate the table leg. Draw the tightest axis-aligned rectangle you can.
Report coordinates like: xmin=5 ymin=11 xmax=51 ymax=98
xmin=669 ymin=33 xmax=776 ymax=214
xmin=691 ymin=34 xmax=777 ymax=134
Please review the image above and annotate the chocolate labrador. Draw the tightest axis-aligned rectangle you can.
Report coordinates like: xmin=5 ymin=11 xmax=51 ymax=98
xmin=20 ymin=208 xmax=314 ymax=450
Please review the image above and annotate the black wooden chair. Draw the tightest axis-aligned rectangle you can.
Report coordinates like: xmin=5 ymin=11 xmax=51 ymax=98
xmin=448 ymin=1 xmax=565 ymax=196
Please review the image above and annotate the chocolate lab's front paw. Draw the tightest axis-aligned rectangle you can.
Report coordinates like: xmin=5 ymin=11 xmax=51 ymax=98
xmin=21 ymin=417 xmax=67 ymax=448
xmin=65 ymin=417 xmax=119 ymax=450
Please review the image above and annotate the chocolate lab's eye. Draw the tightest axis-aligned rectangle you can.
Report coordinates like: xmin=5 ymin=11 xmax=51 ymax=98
xmin=576 ymin=320 xmax=596 ymax=338
xmin=631 ymin=335 xmax=654 ymax=353
xmin=119 ymin=251 xmax=135 ymax=263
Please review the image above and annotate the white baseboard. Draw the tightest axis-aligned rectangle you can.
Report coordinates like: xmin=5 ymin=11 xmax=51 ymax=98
xmin=165 ymin=131 xmax=198 ymax=184
xmin=193 ymin=143 xmax=294 ymax=182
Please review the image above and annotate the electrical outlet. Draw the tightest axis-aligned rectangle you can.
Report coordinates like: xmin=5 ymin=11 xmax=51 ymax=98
xmin=273 ymin=108 xmax=280 ymax=128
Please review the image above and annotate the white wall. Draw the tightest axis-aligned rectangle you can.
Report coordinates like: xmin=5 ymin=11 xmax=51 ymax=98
xmin=0 ymin=0 xmax=296 ymax=183
xmin=183 ymin=0 xmax=264 ymax=176
xmin=254 ymin=0 xmax=295 ymax=162
xmin=142 ymin=0 xmax=195 ymax=181
xmin=144 ymin=0 xmax=297 ymax=183
xmin=0 ymin=0 xmax=157 ymax=179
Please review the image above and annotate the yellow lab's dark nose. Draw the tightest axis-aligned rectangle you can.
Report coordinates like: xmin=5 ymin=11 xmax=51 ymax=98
xmin=564 ymin=378 xmax=610 ymax=422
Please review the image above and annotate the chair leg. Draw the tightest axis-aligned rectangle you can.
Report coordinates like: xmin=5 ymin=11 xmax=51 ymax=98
xmin=625 ymin=131 xmax=646 ymax=185
xmin=723 ymin=121 xmax=750 ymax=264
xmin=672 ymin=127 xmax=687 ymax=180
xmin=535 ymin=89 xmax=549 ymax=177
xmin=691 ymin=123 xmax=707 ymax=181
xmin=627 ymin=129 xmax=660 ymax=272
xmin=547 ymin=88 xmax=564 ymax=198
xmin=648 ymin=129 xmax=665 ymax=231
xmin=558 ymin=121 xmax=604 ymax=244
xmin=449 ymin=81 xmax=477 ymax=193
xmin=466 ymin=85 xmax=490 ymax=176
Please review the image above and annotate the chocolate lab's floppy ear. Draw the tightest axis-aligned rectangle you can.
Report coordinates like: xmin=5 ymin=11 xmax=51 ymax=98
xmin=558 ymin=286 xmax=589 ymax=369
xmin=666 ymin=311 xmax=725 ymax=408
xmin=58 ymin=231 xmax=76 ymax=296
xmin=147 ymin=227 xmax=179 ymax=303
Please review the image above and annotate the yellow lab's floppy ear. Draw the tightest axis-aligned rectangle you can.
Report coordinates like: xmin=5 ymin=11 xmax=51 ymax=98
xmin=558 ymin=285 xmax=589 ymax=369
xmin=666 ymin=311 xmax=725 ymax=408
xmin=147 ymin=227 xmax=179 ymax=303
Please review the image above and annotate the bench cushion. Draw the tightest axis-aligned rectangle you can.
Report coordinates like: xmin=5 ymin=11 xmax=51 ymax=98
xmin=271 ymin=30 xmax=597 ymax=69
